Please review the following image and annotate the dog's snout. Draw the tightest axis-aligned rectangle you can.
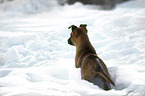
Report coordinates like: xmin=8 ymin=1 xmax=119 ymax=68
xmin=68 ymin=38 xmax=74 ymax=46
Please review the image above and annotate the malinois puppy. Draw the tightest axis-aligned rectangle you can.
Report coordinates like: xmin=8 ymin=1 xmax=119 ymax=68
xmin=67 ymin=24 xmax=115 ymax=90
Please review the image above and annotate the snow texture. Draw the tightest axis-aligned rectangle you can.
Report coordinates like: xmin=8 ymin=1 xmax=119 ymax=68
xmin=0 ymin=0 xmax=145 ymax=96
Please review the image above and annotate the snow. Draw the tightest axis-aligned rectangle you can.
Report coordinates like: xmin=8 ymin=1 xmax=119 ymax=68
xmin=0 ymin=0 xmax=145 ymax=96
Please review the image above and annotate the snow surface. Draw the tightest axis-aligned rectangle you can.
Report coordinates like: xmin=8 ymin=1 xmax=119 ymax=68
xmin=0 ymin=0 xmax=145 ymax=96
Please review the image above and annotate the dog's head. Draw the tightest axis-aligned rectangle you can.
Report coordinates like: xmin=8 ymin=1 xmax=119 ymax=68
xmin=67 ymin=24 xmax=87 ymax=46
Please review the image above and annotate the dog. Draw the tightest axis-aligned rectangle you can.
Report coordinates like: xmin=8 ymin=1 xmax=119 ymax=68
xmin=67 ymin=24 xmax=115 ymax=90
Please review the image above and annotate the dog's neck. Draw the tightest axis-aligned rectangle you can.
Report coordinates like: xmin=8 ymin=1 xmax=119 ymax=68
xmin=76 ymin=34 xmax=96 ymax=54
xmin=75 ymin=34 xmax=96 ymax=68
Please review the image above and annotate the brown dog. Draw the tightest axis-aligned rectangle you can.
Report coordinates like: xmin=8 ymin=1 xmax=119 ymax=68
xmin=67 ymin=24 xmax=115 ymax=90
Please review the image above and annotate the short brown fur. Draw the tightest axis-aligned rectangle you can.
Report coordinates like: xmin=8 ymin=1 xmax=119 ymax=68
xmin=67 ymin=24 xmax=115 ymax=90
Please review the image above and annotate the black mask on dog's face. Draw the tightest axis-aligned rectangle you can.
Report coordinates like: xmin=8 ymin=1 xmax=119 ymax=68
xmin=67 ymin=24 xmax=87 ymax=46
xmin=68 ymin=37 xmax=74 ymax=46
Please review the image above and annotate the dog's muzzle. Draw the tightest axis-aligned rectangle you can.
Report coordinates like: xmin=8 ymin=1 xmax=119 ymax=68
xmin=68 ymin=38 xmax=74 ymax=46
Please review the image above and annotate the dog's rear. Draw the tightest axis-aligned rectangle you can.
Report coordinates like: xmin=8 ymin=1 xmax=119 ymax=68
xmin=80 ymin=54 xmax=115 ymax=90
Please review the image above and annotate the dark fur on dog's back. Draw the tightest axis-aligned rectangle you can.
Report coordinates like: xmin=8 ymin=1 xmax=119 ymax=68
xmin=67 ymin=24 xmax=115 ymax=90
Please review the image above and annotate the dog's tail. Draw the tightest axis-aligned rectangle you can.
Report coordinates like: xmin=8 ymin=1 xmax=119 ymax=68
xmin=95 ymin=57 xmax=115 ymax=86
xmin=95 ymin=71 xmax=115 ymax=86
xmin=92 ymin=66 xmax=115 ymax=90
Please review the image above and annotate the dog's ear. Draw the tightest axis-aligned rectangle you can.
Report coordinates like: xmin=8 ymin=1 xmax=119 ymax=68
xmin=80 ymin=24 xmax=87 ymax=27
xmin=80 ymin=24 xmax=88 ymax=33
xmin=68 ymin=25 xmax=77 ymax=30
xmin=68 ymin=25 xmax=79 ymax=36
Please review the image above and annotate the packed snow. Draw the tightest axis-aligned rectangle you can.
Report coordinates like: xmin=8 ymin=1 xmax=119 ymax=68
xmin=0 ymin=0 xmax=145 ymax=96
